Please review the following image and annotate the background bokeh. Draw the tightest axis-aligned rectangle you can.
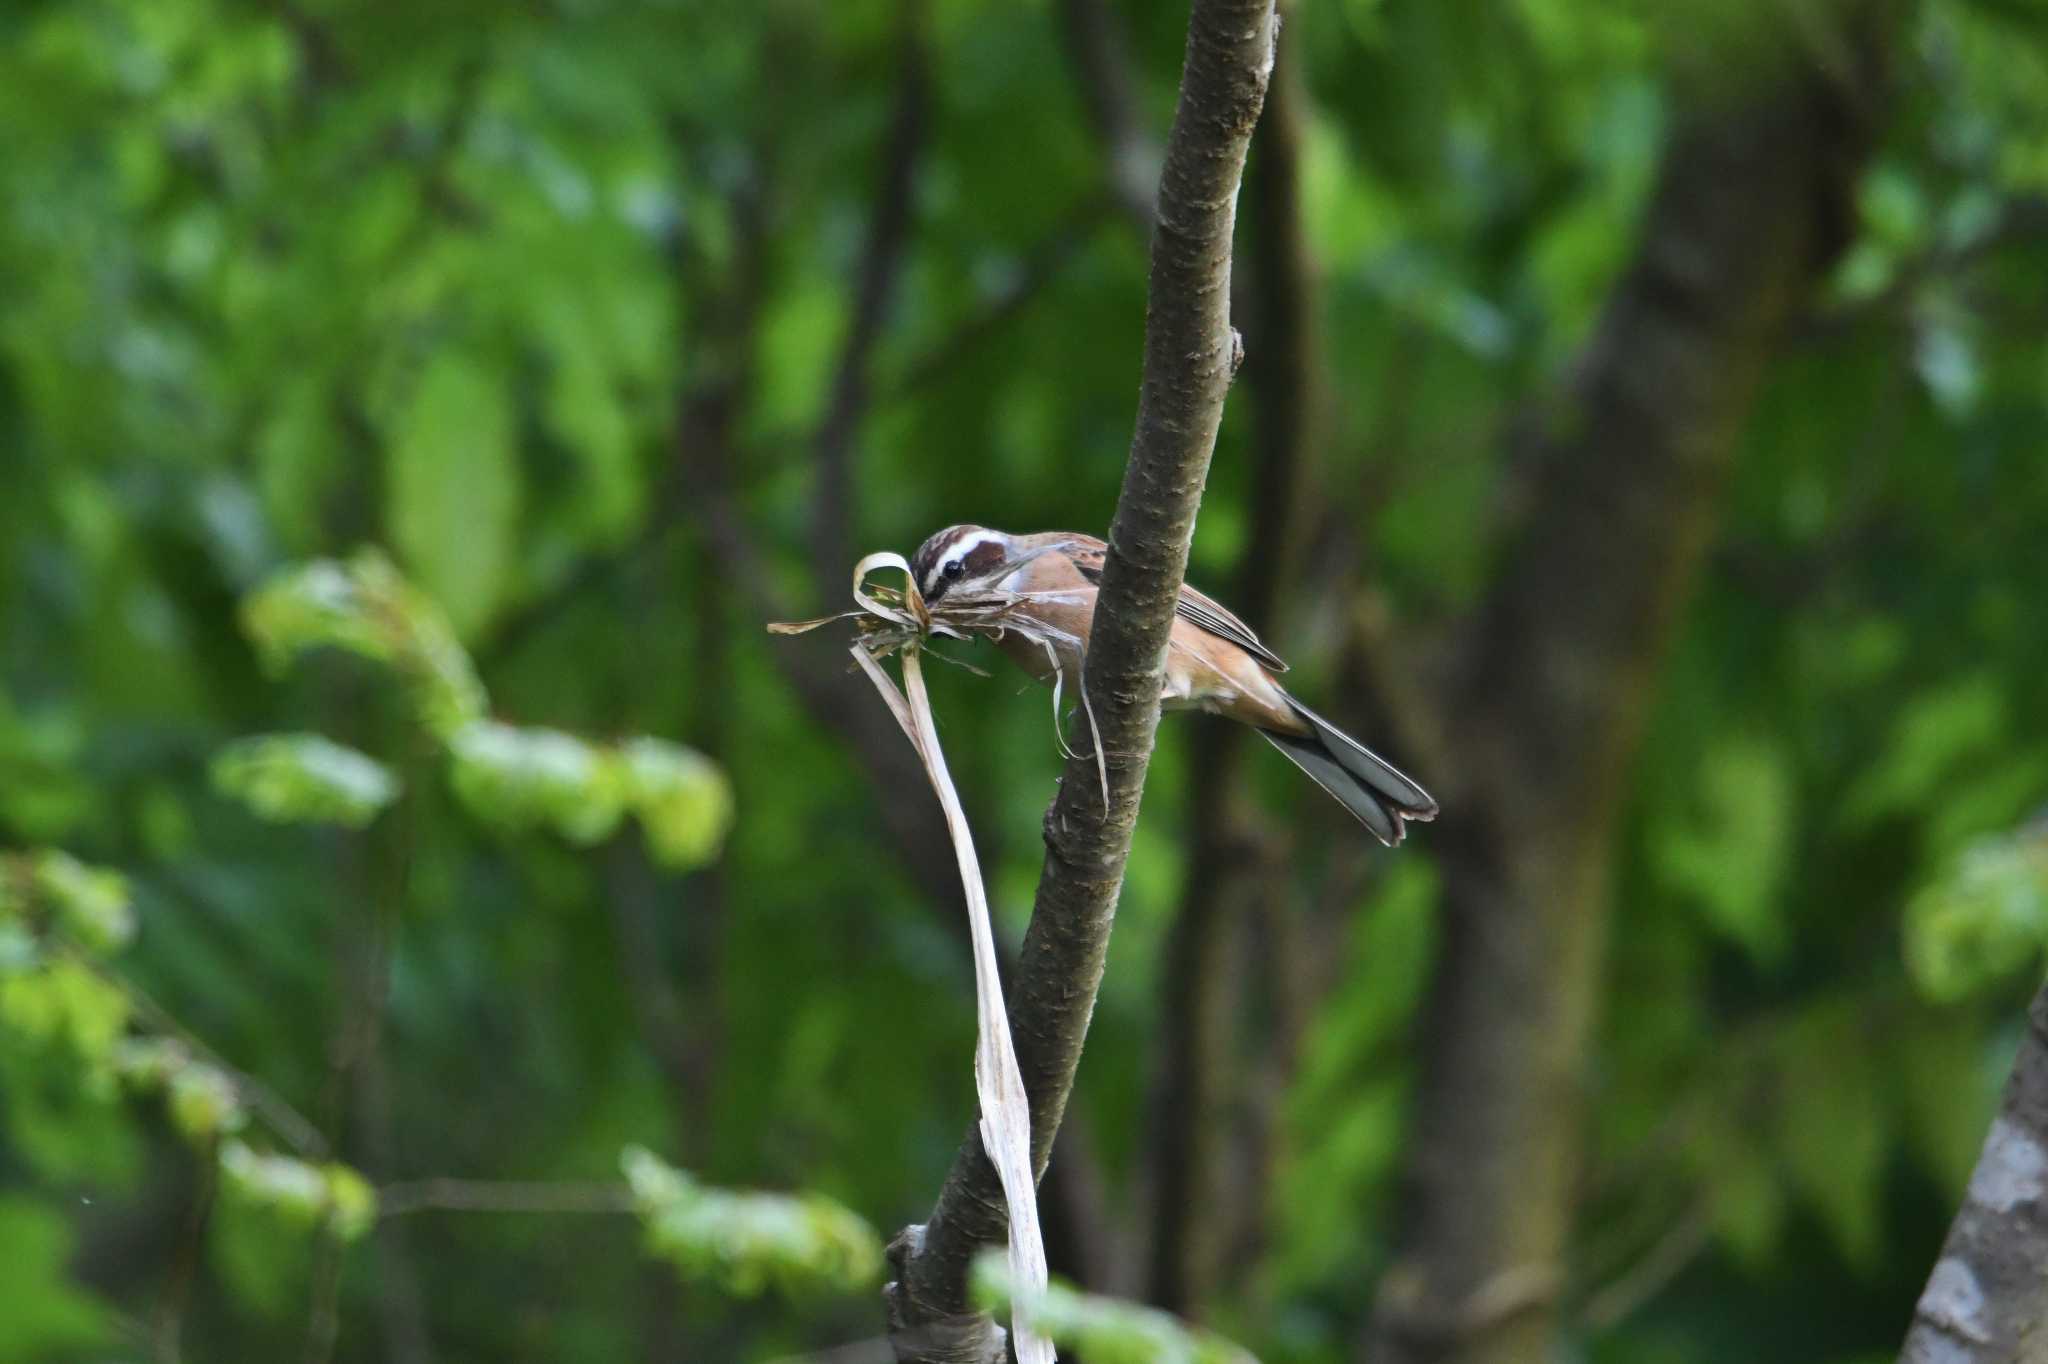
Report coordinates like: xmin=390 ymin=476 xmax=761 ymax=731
xmin=2 ymin=0 xmax=2047 ymax=1361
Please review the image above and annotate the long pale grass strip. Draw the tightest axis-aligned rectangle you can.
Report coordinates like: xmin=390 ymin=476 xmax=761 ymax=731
xmin=839 ymin=555 xmax=1054 ymax=1364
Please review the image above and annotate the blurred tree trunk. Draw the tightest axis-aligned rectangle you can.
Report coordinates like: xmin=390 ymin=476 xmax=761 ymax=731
xmin=1364 ymin=19 xmax=1894 ymax=1364
xmin=1897 ymin=980 xmax=2048 ymax=1364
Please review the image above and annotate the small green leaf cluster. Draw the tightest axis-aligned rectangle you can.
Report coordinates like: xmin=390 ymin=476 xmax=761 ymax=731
xmin=1906 ymin=825 xmax=2048 ymax=1001
xmin=0 ymin=852 xmax=139 ymax=1137
xmin=235 ymin=553 xmax=731 ymax=868
xmin=0 ymin=850 xmax=136 ymax=960
xmin=112 ymin=1039 xmax=246 ymax=1142
xmin=219 ymin=1140 xmax=377 ymax=1242
xmin=210 ymin=734 xmax=400 ymax=830
xmin=620 ymin=1145 xmax=882 ymax=1296
xmin=449 ymin=724 xmax=732 ymax=867
xmin=241 ymin=549 xmax=488 ymax=742
xmin=972 ymin=1254 xmax=1258 ymax=1364
xmin=1 ymin=847 xmax=376 ymax=1245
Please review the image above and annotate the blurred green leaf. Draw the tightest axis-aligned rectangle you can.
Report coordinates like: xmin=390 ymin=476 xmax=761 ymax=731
xmin=1844 ymin=675 xmax=2008 ymax=831
xmin=0 ymin=957 xmax=130 ymax=1068
xmin=384 ymin=352 xmax=523 ymax=641
xmin=1898 ymin=1013 xmax=2004 ymax=1190
xmin=972 ymin=1253 xmax=1258 ymax=1364
xmin=325 ymin=1162 xmax=379 ymax=1241
xmin=620 ymin=736 xmax=732 ymax=870
xmin=448 ymin=720 xmax=628 ymax=846
xmin=241 ymin=550 xmax=488 ymax=738
xmin=37 ymin=853 xmax=133 ymax=955
xmin=211 ymin=733 xmax=400 ymax=829
xmin=168 ymin=1061 xmax=248 ymax=1141
xmin=113 ymin=1037 xmax=249 ymax=1142
xmin=0 ymin=696 xmax=95 ymax=842
xmin=219 ymin=1140 xmax=379 ymax=1242
xmin=0 ymin=849 xmax=137 ymax=955
xmin=1905 ymin=824 xmax=2048 ymax=1000
xmin=1776 ymin=1004 xmax=1887 ymax=1268
xmin=622 ymin=1145 xmax=881 ymax=1296
xmin=1655 ymin=737 xmax=1796 ymax=964
xmin=0 ymin=1198 xmax=113 ymax=1356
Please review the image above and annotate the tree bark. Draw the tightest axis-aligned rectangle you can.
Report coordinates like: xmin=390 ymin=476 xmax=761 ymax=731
xmin=1897 ymin=982 xmax=2048 ymax=1364
xmin=884 ymin=2 xmax=1278 ymax=1357
xmin=1365 ymin=15 xmax=1894 ymax=1364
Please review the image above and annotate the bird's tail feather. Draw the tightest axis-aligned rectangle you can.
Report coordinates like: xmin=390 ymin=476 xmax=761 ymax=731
xmin=1260 ymin=699 xmax=1437 ymax=847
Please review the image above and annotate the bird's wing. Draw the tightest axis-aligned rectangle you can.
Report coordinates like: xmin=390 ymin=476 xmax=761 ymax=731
xmin=1051 ymin=533 xmax=1290 ymax=674
xmin=1174 ymin=585 xmax=1289 ymax=672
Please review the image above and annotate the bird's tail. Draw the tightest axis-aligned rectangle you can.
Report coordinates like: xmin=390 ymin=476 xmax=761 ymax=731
xmin=1260 ymin=698 xmax=1437 ymax=847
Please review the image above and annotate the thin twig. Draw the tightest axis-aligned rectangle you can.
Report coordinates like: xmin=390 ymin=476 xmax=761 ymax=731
xmin=151 ymin=1136 xmax=219 ymax=1364
xmin=302 ymin=1225 xmax=343 ymax=1364
xmin=56 ymin=940 xmax=331 ymax=1159
xmin=1578 ymin=1198 xmax=1716 ymax=1330
xmin=376 ymin=1178 xmax=636 ymax=1219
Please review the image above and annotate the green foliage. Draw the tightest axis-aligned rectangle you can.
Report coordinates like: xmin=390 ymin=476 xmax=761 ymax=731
xmin=113 ymin=1038 xmax=248 ymax=1140
xmin=219 ymin=1139 xmax=378 ymax=1242
xmin=242 ymin=551 xmax=489 ymax=740
xmin=1906 ymin=825 xmax=2048 ymax=1001
xmin=0 ymin=849 xmax=136 ymax=956
xmin=0 ymin=1199 xmax=114 ymax=1357
xmin=0 ymin=0 xmax=2045 ymax=1359
xmin=449 ymin=721 xmax=630 ymax=846
xmin=973 ymin=1254 xmax=1257 ymax=1364
xmin=243 ymin=554 xmax=732 ymax=865
xmin=386 ymin=354 xmax=523 ymax=640
xmin=619 ymin=736 xmax=736 ymax=871
xmin=0 ymin=957 xmax=130 ymax=1069
xmin=1654 ymin=737 xmax=1797 ymax=964
xmin=622 ymin=1145 xmax=882 ymax=1296
xmin=211 ymin=733 xmax=401 ymax=829
xmin=448 ymin=723 xmax=732 ymax=867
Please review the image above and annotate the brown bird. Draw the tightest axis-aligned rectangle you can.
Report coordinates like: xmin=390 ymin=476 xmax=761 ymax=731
xmin=909 ymin=525 xmax=1437 ymax=845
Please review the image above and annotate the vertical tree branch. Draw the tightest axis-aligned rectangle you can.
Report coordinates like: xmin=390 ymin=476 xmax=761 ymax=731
xmin=885 ymin=2 xmax=1278 ymax=1357
xmin=1897 ymin=981 xmax=2048 ymax=1364
xmin=1144 ymin=5 xmax=1321 ymax=1314
xmin=351 ymin=773 xmax=436 ymax=1364
xmin=1365 ymin=15 xmax=1894 ymax=1364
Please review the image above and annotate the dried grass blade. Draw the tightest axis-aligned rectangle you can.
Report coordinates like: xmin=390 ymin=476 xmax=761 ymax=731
xmin=767 ymin=611 xmax=867 ymax=636
xmin=848 ymin=643 xmax=922 ymax=758
xmin=896 ymin=648 xmax=1053 ymax=1364
xmin=852 ymin=551 xmax=926 ymax=633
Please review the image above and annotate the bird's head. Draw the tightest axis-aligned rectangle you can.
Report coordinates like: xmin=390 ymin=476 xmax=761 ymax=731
xmin=910 ymin=525 xmax=1014 ymax=603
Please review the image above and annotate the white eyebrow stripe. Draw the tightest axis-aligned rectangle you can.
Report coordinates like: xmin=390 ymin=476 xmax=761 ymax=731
xmin=922 ymin=530 xmax=1004 ymax=594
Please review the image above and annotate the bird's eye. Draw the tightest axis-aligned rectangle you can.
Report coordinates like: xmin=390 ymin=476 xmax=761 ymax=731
xmin=943 ymin=559 xmax=964 ymax=579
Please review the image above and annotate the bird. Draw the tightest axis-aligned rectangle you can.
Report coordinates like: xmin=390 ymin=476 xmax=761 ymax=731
xmin=908 ymin=525 xmax=1437 ymax=846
